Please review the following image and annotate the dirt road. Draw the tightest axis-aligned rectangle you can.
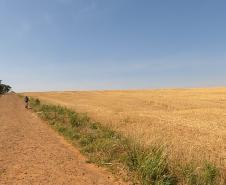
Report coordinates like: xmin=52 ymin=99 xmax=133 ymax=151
xmin=0 ymin=94 xmax=127 ymax=185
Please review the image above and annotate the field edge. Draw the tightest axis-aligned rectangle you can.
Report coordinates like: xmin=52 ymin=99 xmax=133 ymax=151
xmin=26 ymin=96 xmax=222 ymax=185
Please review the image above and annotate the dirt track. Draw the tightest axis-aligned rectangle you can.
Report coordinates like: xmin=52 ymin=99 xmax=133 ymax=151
xmin=0 ymin=94 xmax=127 ymax=185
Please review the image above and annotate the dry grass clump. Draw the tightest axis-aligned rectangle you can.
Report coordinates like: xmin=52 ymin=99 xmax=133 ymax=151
xmin=24 ymin=88 xmax=226 ymax=174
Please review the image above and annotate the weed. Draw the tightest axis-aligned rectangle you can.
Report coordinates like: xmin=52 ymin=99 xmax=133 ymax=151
xmin=203 ymin=162 xmax=219 ymax=185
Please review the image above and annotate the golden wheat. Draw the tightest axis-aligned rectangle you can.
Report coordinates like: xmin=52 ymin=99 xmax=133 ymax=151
xmin=24 ymin=88 xmax=226 ymax=169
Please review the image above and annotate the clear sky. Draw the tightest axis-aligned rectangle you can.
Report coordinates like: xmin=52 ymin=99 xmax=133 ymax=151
xmin=0 ymin=0 xmax=225 ymax=92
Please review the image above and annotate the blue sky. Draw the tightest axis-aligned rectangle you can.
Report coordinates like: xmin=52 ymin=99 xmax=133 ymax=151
xmin=0 ymin=0 xmax=225 ymax=92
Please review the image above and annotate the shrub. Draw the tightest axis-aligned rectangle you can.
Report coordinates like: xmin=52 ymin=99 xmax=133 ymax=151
xmin=0 ymin=82 xmax=11 ymax=94
xmin=35 ymin=98 xmax=40 ymax=105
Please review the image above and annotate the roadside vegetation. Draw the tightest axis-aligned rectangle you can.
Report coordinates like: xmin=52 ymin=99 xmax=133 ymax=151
xmin=29 ymin=97 xmax=223 ymax=185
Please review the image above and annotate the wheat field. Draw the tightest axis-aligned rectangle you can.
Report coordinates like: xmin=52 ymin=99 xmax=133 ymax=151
xmin=24 ymin=88 xmax=226 ymax=168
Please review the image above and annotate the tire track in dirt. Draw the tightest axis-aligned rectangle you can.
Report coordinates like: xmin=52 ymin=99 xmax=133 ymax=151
xmin=0 ymin=94 xmax=127 ymax=185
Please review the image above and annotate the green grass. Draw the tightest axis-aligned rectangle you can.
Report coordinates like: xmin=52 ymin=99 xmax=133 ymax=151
xmin=28 ymin=97 xmax=222 ymax=185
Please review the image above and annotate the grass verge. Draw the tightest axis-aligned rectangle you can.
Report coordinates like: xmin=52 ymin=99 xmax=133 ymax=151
xmin=29 ymin=97 xmax=222 ymax=185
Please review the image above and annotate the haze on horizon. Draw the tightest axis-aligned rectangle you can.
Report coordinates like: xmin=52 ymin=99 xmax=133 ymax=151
xmin=0 ymin=0 xmax=225 ymax=92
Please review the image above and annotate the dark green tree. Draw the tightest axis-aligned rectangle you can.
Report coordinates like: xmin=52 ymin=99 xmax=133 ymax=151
xmin=0 ymin=81 xmax=11 ymax=94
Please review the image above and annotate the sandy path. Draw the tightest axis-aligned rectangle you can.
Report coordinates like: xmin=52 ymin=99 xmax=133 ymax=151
xmin=0 ymin=94 xmax=127 ymax=185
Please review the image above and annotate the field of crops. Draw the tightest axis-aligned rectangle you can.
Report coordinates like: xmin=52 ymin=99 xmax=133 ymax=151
xmin=25 ymin=88 xmax=226 ymax=169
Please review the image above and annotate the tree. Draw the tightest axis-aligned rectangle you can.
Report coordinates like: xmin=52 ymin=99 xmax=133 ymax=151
xmin=0 ymin=81 xmax=11 ymax=94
